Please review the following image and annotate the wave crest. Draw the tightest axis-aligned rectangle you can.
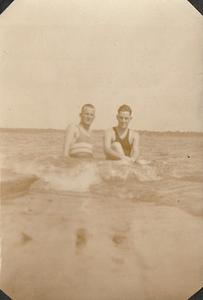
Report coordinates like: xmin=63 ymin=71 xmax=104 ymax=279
xmin=2 ymin=155 xmax=161 ymax=193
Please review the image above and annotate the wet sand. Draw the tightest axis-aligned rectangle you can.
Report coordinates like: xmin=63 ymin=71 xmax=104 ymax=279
xmin=1 ymin=187 xmax=203 ymax=300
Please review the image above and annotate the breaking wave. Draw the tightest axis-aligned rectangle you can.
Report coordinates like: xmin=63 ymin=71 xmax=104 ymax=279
xmin=2 ymin=155 xmax=161 ymax=193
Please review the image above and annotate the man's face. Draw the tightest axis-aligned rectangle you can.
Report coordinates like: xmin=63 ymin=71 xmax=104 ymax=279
xmin=117 ymin=111 xmax=132 ymax=129
xmin=80 ymin=107 xmax=95 ymax=127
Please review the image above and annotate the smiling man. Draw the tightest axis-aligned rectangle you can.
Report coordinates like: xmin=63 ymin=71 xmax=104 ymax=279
xmin=64 ymin=104 xmax=95 ymax=158
xmin=104 ymin=105 xmax=139 ymax=163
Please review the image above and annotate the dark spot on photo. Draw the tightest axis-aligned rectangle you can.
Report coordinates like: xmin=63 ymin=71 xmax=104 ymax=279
xmin=21 ymin=232 xmax=32 ymax=245
xmin=112 ymin=234 xmax=126 ymax=246
xmin=75 ymin=228 xmax=87 ymax=249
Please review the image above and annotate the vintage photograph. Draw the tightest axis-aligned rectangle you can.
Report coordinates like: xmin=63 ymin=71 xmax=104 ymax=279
xmin=0 ymin=0 xmax=203 ymax=299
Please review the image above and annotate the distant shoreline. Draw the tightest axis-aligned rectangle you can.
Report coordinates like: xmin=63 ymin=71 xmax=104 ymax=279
xmin=0 ymin=127 xmax=203 ymax=137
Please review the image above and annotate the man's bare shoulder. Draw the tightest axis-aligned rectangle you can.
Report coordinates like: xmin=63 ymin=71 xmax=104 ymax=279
xmin=65 ymin=124 xmax=79 ymax=139
xmin=129 ymin=129 xmax=140 ymax=140
xmin=104 ymin=128 xmax=114 ymax=137
xmin=66 ymin=123 xmax=78 ymax=132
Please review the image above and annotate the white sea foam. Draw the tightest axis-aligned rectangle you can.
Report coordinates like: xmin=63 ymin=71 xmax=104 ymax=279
xmin=98 ymin=160 xmax=161 ymax=182
xmin=2 ymin=155 xmax=161 ymax=192
xmin=42 ymin=162 xmax=101 ymax=192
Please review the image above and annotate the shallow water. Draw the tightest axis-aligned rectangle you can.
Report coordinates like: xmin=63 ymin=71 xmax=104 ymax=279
xmin=0 ymin=129 xmax=203 ymax=300
xmin=1 ymin=129 xmax=203 ymax=214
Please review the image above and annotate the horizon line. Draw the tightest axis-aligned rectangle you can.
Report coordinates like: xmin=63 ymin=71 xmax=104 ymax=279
xmin=0 ymin=127 xmax=203 ymax=134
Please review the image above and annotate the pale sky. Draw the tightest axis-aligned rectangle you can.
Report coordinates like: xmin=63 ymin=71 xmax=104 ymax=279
xmin=0 ymin=0 xmax=202 ymax=131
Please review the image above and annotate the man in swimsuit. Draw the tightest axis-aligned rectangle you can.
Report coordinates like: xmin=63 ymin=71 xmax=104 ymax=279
xmin=64 ymin=104 xmax=95 ymax=158
xmin=104 ymin=104 xmax=139 ymax=163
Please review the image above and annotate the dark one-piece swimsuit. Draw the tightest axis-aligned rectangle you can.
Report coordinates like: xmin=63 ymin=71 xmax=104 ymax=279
xmin=106 ymin=127 xmax=132 ymax=160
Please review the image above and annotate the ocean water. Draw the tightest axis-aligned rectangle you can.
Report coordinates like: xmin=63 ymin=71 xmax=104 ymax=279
xmin=0 ymin=129 xmax=203 ymax=210
xmin=1 ymin=129 xmax=203 ymax=300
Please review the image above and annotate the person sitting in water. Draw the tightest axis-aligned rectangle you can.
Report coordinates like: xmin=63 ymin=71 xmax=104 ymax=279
xmin=64 ymin=104 xmax=95 ymax=158
xmin=104 ymin=104 xmax=139 ymax=163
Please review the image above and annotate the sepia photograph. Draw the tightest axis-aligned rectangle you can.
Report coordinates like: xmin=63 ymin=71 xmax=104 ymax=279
xmin=0 ymin=0 xmax=203 ymax=299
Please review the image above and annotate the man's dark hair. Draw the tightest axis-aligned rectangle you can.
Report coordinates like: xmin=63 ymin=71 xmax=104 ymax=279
xmin=117 ymin=104 xmax=132 ymax=115
xmin=81 ymin=104 xmax=95 ymax=113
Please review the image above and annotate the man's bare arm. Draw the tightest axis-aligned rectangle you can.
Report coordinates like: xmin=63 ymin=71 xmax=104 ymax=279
xmin=63 ymin=124 xmax=76 ymax=157
xmin=103 ymin=129 xmax=125 ymax=160
xmin=130 ymin=131 xmax=140 ymax=162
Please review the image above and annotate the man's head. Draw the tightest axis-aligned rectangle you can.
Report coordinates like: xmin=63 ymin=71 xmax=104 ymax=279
xmin=80 ymin=104 xmax=95 ymax=128
xmin=117 ymin=104 xmax=132 ymax=129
